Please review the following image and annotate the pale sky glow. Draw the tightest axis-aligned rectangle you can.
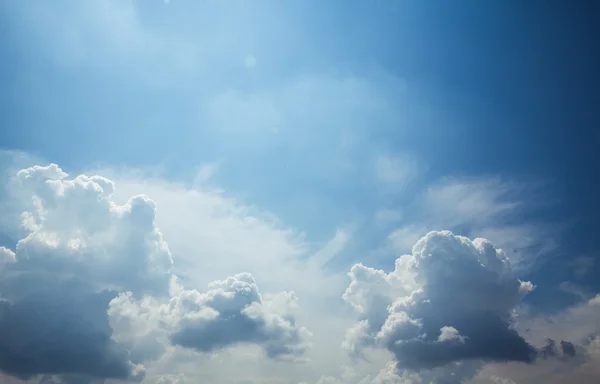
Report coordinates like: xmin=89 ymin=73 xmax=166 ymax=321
xmin=1 ymin=1 xmax=600 ymax=384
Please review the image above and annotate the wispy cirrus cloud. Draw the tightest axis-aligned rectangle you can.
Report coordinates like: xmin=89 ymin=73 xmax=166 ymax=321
xmin=385 ymin=176 xmax=561 ymax=271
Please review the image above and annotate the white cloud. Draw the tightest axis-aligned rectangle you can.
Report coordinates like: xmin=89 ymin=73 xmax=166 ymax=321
xmin=343 ymin=231 xmax=536 ymax=382
xmin=1 ymin=158 xmax=598 ymax=384
xmin=0 ymin=163 xmax=170 ymax=380
xmin=438 ymin=326 xmax=466 ymax=343
xmin=111 ymin=272 xmax=311 ymax=362
xmin=0 ymin=246 xmax=16 ymax=266
xmin=0 ymin=162 xmax=321 ymax=383
xmin=423 ymin=178 xmax=523 ymax=226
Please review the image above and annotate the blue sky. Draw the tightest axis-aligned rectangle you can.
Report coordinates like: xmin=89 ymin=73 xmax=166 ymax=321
xmin=1 ymin=1 xmax=600 ymax=383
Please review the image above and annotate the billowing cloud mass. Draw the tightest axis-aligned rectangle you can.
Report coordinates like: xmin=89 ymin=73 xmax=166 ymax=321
xmin=110 ymin=273 xmax=310 ymax=362
xmin=343 ymin=231 xmax=537 ymax=381
xmin=1 ymin=161 xmax=599 ymax=384
xmin=0 ymin=164 xmax=309 ymax=382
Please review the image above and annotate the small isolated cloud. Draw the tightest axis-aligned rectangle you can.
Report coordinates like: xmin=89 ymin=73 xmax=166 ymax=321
xmin=244 ymin=54 xmax=257 ymax=69
xmin=343 ymin=231 xmax=536 ymax=382
xmin=437 ymin=326 xmax=466 ymax=343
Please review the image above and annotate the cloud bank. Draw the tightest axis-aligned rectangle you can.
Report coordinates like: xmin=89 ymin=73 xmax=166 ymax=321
xmin=0 ymin=163 xmax=310 ymax=382
xmin=0 ymin=161 xmax=599 ymax=384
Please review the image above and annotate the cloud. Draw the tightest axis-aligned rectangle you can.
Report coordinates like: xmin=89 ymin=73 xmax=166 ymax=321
xmin=474 ymin=335 xmax=600 ymax=384
xmin=2 ymin=157 xmax=598 ymax=384
xmin=343 ymin=231 xmax=536 ymax=381
xmin=86 ymin=163 xmax=361 ymax=383
xmin=111 ymin=273 xmax=311 ymax=361
xmin=388 ymin=177 xmax=559 ymax=272
xmin=312 ymin=360 xmax=482 ymax=384
xmin=0 ymin=163 xmax=312 ymax=383
xmin=388 ymin=225 xmax=428 ymax=253
xmin=155 ymin=374 xmax=185 ymax=384
xmin=437 ymin=326 xmax=466 ymax=343
xmin=538 ymin=339 xmax=578 ymax=360
xmin=471 ymin=294 xmax=600 ymax=383
xmin=423 ymin=178 xmax=523 ymax=226
xmin=0 ymin=246 xmax=15 ymax=265
xmin=169 ymin=276 xmax=309 ymax=359
xmin=0 ymin=164 xmax=176 ymax=380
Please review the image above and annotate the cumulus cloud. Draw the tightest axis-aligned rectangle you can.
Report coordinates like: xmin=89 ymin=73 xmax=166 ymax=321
xmin=343 ymin=231 xmax=537 ymax=381
xmin=110 ymin=273 xmax=310 ymax=361
xmin=0 ymin=163 xmax=310 ymax=382
xmin=0 ymin=246 xmax=15 ymax=265
xmin=2 ymin=159 xmax=599 ymax=384
xmin=0 ymin=164 xmax=172 ymax=380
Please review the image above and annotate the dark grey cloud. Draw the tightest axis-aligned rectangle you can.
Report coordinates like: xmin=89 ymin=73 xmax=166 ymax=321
xmin=385 ymin=312 xmax=537 ymax=370
xmin=0 ymin=283 xmax=134 ymax=380
xmin=538 ymin=338 xmax=578 ymax=360
xmin=35 ymin=374 xmax=105 ymax=384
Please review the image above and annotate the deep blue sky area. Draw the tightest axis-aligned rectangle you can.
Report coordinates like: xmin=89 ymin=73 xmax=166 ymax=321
xmin=1 ymin=0 xmax=599 ymax=309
